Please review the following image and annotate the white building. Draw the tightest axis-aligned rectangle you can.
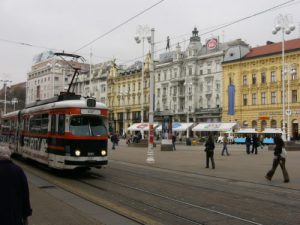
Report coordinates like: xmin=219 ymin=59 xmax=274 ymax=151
xmin=154 ymin=28 xmax=249 ymax=123
xmin=26 ymin=51 xmax=89 ymax=105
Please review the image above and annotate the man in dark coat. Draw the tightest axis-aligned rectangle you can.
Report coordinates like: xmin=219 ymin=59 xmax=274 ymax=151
xmin=0 ymin=146 xmax=32 ymax=225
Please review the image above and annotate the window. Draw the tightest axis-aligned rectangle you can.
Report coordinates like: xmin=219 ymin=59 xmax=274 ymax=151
xmin=58 ymin=114 xmax=65 ymax=135
xmin=207 ymin=69 xmax=211 ymax=74
xmin=261 ymin=72 xmax=266 ymax=84
xmin=271 ymin=92 xmax=276 ymax=104
xmin=69 ymin=115 xmax=107 ymax=136
xmin=292 ymin=90 xmax=297 ymax=103
xmin=252 ymin=93 xmax=257 ymax=105
xmin=55 ymin=77 xmax=59 ymax=81
xmin=252 ymin=74 xmax=257 ymax=85
xmin=41 ymin=114 xmax=49 ymax=133
xmin=243 ymin=75 xmax=247 ymax=85
xmin=188 ymin=67 xmax=192 ymax=75
xmin=291 ymin=68 xmax=297 ymax=80
xmin=271 ymin=71 xmax=276 ymax=82
xmin=243 ymin=94 xmax=248 ymax=106
xmin=261 ymin=92 xmax=266 ymax=105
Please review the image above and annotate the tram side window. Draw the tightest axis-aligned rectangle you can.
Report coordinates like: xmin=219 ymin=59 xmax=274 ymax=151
xmin=2 ymin=119 xmax=10 ymax=133
xmin=51 ymin=115 xmax=56 ymax=134
xmin=24 ymin=118 xmax=29 ymax=131
xmin=41 ymin=114 xmax=49 ymax=134
xmin=29 ymin=115 xmax=42 ymax=133
xmin=58 ymin=114 xmax=65 ymax=135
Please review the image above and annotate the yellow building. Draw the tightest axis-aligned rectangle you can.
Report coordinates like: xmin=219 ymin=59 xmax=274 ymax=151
xmin=222 ymin=38 xmax=300 ymax=139
xmin=107 ymin=56 xmax=150 ymax=135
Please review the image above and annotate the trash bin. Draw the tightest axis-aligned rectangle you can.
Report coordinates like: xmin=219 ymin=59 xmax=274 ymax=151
xmin=186 ymin=138 xmax=191 ymax=146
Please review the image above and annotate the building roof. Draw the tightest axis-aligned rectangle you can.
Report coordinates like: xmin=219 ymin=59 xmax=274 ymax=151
xmin=244 ymin=38 xmax=300 ymax=59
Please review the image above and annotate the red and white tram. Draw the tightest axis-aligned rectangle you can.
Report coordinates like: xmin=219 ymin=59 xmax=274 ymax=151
xmin=1 ymin=93 xmax=108 ymax=170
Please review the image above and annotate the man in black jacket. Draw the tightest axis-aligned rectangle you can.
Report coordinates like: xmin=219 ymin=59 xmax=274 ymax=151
xmin=0 ymin=146 xmax=32 ymax=225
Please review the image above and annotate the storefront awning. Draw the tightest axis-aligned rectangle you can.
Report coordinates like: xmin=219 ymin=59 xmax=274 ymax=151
xmin=127 ymin=123 xmax=159 ymax=131
xmin=192 ymin=123 xmax=237 ymax=132
xmin=262 ymin=128 xmax=283 ymax=134
xmin=156 ymin=122 xmax=194 ymax=132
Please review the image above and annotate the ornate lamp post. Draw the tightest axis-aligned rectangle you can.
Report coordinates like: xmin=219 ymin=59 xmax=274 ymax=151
xmin=135 ymin=25 xmax=151 ymax=139
xmin=147 ymin=28 xmax=155 ymax=164
xmin=184 ymin=81 xmax=192 ymax=139
xmin=0 ymin=79 xmax=12 ymax=114
xmin=272 ymin=14 xmax=295 ymax=141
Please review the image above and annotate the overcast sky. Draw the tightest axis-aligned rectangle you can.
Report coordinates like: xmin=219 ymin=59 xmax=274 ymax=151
xmin=0 ymin=0 xmax=300 ymax=85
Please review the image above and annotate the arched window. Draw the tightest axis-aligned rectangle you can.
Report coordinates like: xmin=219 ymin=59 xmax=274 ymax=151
xmin=271 ymin=120 xmax=277 ymax=128
xmin=243 ymin=121 xmax=248 ymax=128
xmin=252 ymin=120 xmax=257 ymax=129
xmin=261 ymin=120 xmax=267 ymax=130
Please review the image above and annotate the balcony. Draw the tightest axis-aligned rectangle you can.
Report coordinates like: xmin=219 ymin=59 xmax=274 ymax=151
xmin=195 ymin=107 xmax=222 ymax=115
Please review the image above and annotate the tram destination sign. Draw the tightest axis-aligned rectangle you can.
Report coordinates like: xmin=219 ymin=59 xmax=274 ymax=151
xmin=81 ymin=109 xmax=100 ymax=115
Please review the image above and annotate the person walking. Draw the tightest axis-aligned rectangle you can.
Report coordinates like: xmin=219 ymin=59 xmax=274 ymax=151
xmin=245 ymin=135 xmax=251 ymax=154
xmin=111 ymin=133 xmax=118 ymax=150
xmin=221 ymin=134 xmax=229 ymax=156
xmin=251 ymin=134 xmax=259 ymax=154
xmin=265 ymin=134 xmax=289 ymax=183
xmin=0 ymin=145 xmax=32 ymax=225
xmin=172 ymin=133 xmax=176 ymax=151
xmin=204 ymin=135 xmax=215 ymax=169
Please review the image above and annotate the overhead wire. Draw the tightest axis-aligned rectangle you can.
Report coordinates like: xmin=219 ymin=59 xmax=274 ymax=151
xmin=72 ymin=0 xmax=166 ymax=53
xmin=123 ymin=0 xmax=299 ymax=64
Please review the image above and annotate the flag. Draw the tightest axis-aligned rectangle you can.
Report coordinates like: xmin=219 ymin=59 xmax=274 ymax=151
xmin=228 ymin=84 xmax=235 ymax=115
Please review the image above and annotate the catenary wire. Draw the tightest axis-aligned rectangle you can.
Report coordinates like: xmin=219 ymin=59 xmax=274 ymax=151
xmin=72 ymin=0 xmax=166 ymax=53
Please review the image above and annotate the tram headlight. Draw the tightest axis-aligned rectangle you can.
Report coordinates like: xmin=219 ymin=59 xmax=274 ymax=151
xmin=75 ymin=150 xmax=81 ymax=157
xmin=100 ymin=150 xmax=107 ymax=156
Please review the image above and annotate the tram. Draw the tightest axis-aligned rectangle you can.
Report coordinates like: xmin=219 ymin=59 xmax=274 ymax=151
xmin=0 ymin=52 xmax=108 ymax=170
xmin=1 ymin=93 xmax=108 ymax=170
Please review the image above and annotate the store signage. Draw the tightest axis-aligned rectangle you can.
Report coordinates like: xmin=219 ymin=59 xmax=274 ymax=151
xmin=206 ymin=38 xmax=218 ymax=50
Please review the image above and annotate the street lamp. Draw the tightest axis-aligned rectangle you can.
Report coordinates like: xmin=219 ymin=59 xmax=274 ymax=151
xmin=147 ymin=28 xmax=155 ymax=164
xmin=287 ymin=66 xmax=296 ymax=141
xmin=0 ymin=79 xmax=12 ymax=115
xmin=120 ymin=91 xmax=128 ymax=137
xmin=11 ymin=98 xmax=18 ymax=111
xmin=135 ymin=25 xmax=151 ymax=140
xmin=184 ymin=81 xmax=192 ymax=139
xmin=272 ymin=14 xmax=295 ymax=141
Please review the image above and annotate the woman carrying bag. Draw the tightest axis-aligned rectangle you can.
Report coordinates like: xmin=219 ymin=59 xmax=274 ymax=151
xmin=265 ymin=134 xmax=289 ymax=183
xmin=204 ymin=134 xmax=215 ymax=169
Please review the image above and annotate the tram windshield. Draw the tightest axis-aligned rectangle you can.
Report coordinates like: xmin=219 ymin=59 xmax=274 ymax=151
xmin=69 ymin=115 xmax=107 ymax=136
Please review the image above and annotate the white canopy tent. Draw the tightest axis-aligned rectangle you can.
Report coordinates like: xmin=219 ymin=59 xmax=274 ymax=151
xmin=127 ymin=123 xmax=159 ymax=132
xmin=156 ymin=122 xmax=194 ymax=132
xmin=192 ymin=122 xmax=237 ymax=132
xmin=262 ymin=128 xmax=283 ymax=134
xmin=236 ymin=128 xmax=258 ymax=134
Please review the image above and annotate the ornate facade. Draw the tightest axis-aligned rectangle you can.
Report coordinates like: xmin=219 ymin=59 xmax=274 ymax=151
xmin=154 ymin=28 xmax=249 ymax=124
xmin=107 ymin=56 xmax=151 ymax=134
xmin=222 ymin=38 xmax=300 ymax=139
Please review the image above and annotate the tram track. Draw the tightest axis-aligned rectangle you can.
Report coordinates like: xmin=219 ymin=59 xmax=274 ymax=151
xmin=105 ymin=160 xmax=300 ymax=207
xmin=15 ymin=158 xmax=300 ymax=225
xmin=79 ymin=173 xmax=264 ymax=225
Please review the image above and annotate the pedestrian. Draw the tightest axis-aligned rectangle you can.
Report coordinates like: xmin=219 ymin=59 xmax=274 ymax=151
xmin=204 ymin=135 xmax=215 ymax=169
xmin=0 ymin=145 xmax=32 ymax=225
xmin=221 ymin=134 xmax=230 ymax=156
xmin=111 ymin=133 xmax=117 ymax=150
xmin=172 ymin=133 xmax=176 ymax=150
xmin=265 ymin=134 xmax=289 ymax=183
xmin=252 ymin=134 xmax=258 ymax=154
xmin=245 ymin=135 xmax=251 ymax=154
